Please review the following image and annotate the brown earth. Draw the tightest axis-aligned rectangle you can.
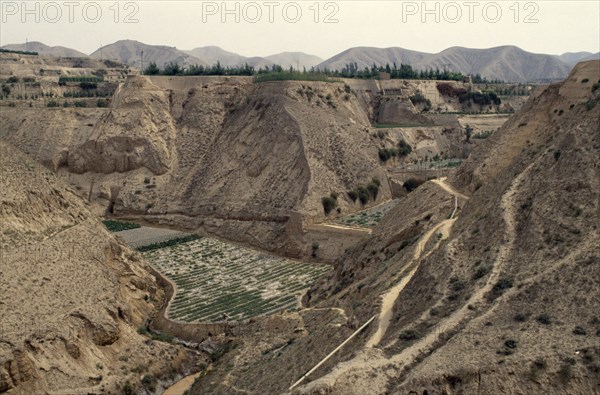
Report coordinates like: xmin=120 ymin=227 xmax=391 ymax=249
xmin=0 ymin=140 xmax=199 ymax=394
xmin=187 ymin=61 xmax=600 ymax=394
xmin=1 ymin=68 xmax=520 ymax=260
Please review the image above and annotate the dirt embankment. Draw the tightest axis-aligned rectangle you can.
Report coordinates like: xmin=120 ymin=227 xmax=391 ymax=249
xmin=0 ymin=140 xmax=197 ymax=394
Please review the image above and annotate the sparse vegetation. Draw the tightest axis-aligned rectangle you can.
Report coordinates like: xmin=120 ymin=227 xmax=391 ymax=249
xmin=488 ymin=277 xmax=513 ymax=300
xmin=398 ymin=329 xmax=421 ymax=341
xmin=537 ymin=314 xmax=552 ymax=325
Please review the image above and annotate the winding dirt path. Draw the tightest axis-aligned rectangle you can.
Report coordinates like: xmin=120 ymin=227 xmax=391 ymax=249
xmin=294 ymin=179 xmax=467 ymax=393
xmin=296 ymin=169 xmax=530 ymax=394
xmin=366 ymin=218 xmax=454 ymax=347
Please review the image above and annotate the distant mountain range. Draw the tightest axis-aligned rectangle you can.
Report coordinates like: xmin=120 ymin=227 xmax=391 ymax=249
xmin=1 ymin=41 xmax=87 ymax=58
xmin=317 ymin=45 xmax=599 ymax=82
xmin=2 ymin=40 xmax=598 ymax=82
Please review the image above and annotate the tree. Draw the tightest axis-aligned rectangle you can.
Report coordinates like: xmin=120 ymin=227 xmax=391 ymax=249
xmin=465 ymin=124 xmax=473 ymax=142
xmin=322 ymin=196 xmax=337 ymax=214
xmin=144 ymin=62 xmax=160 ymax=75
xmin=162 ymin=62 xmax=182 ymax=76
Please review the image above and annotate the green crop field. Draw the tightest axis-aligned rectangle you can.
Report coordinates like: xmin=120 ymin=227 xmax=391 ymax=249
xmin=336 ymin=199 xmax=400 ymax=228
xmin=143 ymin=237 xmax=331 ymax=323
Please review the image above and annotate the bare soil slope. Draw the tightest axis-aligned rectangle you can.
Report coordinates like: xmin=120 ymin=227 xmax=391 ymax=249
xmin=0 ymin=140 xmax=192 ymax=394
xmin=188 ymin=61 xmax=600 ymax=395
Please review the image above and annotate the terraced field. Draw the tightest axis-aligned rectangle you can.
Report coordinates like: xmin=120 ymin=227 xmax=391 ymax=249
xmin=335 ymin=199 xmax=400 ymax=228
xmin=143 ymin=237 xmax=331 ymax=323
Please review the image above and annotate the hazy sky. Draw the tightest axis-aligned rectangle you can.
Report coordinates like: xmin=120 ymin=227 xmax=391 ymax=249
xmin=1 ymin=1 xmax=599 ymax=58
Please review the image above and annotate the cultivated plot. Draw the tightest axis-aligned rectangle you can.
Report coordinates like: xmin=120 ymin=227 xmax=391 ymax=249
xmin=335 ymin=199 xmax=400 ymax=228
xmin=143 ymin=237 xmax=331 ymax=323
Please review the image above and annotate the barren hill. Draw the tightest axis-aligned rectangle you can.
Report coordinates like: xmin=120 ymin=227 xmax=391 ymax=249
xmin=188 ymin=61 xmax=600 ymax=394
xmin=184 ymin=46 xmax=248 ymax=67
xmin=318 ymin=45 xmax=573 ymax=82
xmin=0 ymin=140 xmax=193 ymax=394
xmin=558 ymin=51 xmax=599 ymax=65
xmin=90 ymin=39 xmax=206 ymax=68
xmin=0 ymin=76 xmax=391 ymax=256
xmin=258 ymin=52 xmax=323 ymax=69
xmin=1 ymin=41 xmax=87 ymax=57
xmin=184 ymin=47 xmax=323 ymax=69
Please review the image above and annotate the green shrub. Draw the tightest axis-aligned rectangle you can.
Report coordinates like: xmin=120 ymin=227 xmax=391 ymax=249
xmin=356 ymin=186 xmax=370 ymax=205
xmin=449 ymin=276 xmax=465 ymax=292
xmin=504 ymin=339 xmax=518 ymax=349
xmin=378 ymin=148 xmax=390 ymax=163
xmin=46 ymin=100 xmax=60 ymax=107
xmin=403 ymin=178 xmax=424 ymax=192
xmin=573 ymin=326 xmax=587 ymax=335
xmin=367 ymin=182 xmax=380 ymax=200
xmin=397 ymin=139 xmax=412 ymax=156
xmin=141 ymin=375 xmax=157 ymax=392
xmin=73 ymin=100 xmax=86 ymax=107
xmin=398 ymin=329 xmax=421 ymax=341
xmin=409 ymin=90 xmax=431 ymax=107
xmin=472 ymin=264 xmax=491 ymax=280
xmin=581 ymin=78 xmax=589 ymax=83
xmin=537 ymin=314 xmax=552 ymax=325
xmin=96 ymin=99 xmax=109 ymax=107
xmin=488 ymin=277 xmax=513 ymax=300
xmin=322 ymin=196 xmax=337 ymax=214
xmin=122 ymin=381 xmax=134 ymax=395
xmin=514 ymin=313 xmax=529 ymax=322
xmin=79 ymin=81 xmax=97 ymax=90
xmin=347 ymin=190 xmax=358 ymax=202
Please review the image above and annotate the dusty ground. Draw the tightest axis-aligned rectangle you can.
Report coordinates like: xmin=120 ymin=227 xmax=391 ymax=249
xmin=185 ymin=61 xmax=600 ymax=395
xmin=1 ymin=61 xmax=519 ymax=260
xmin=0 ymin=141 xmax=198 ymax=394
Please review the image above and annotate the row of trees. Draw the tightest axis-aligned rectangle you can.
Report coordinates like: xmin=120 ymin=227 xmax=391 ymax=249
xmin=144 ymin=61 xmax=502 ymax=83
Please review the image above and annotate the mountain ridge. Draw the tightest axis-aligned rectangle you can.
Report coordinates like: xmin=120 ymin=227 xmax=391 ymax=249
xmin=2 ymin=40 xmax=595 ymax=82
